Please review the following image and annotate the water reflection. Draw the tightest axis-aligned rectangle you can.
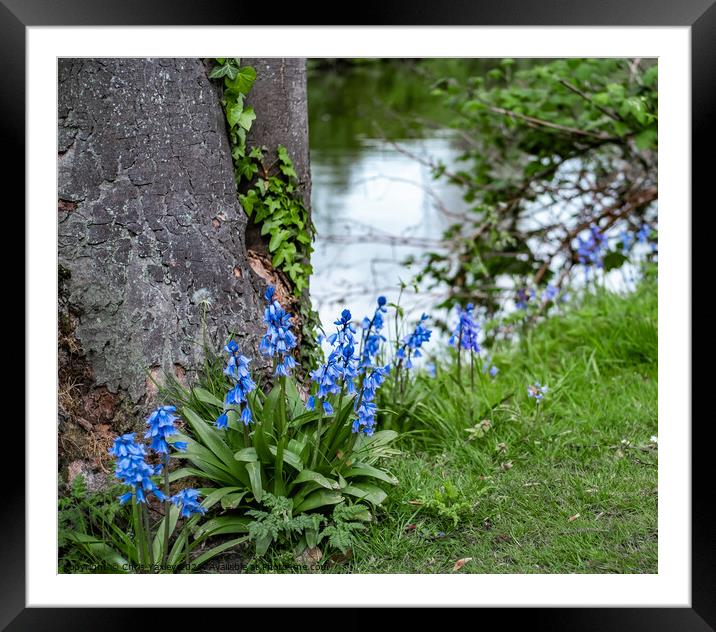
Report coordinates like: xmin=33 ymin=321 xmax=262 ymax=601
xmin=308 ymin=61 xmax=476 ymax=332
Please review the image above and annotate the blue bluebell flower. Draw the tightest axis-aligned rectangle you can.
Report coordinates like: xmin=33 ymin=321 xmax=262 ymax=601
xmin=360 ymin=296 xmax=388 ymax=366
xmin=215 ymin=339 xmax=256 ymax=429
xmin=515 ymin=287 xmax=536 ymax=310
xmin=405 ymin=313 xmax=432 ymax=351
xmin=352 ymin=364 xmax=390 ymax=435
xmin=426 ymin=362 xmax=437 ymax=378
xmin=393 ymin=313 xmax=432 ymax=374
xmin=482 ymin=358 xmax=499 ymax=377
xmin=527 ymin=382 xmax=548 ymax=403
xmin=145 ymin=405 xmax=186 ymax=455
xmin=636 ymin=224 xmax=650 ymax=243
xmin=449 ymin=304 xmax=480 ymax=353
xmin=620 ymin=230 xmax=634 ymax=253
xmin=215 ymin=412 xmax=229 ymax=430
xmin=576 ymin=225 xmax=607 ymax=274
xmin=307 ymin=307 xmax=360 ymax=415
xmin=541 ymin=284 xmax=558 ymax=303
xmin=169 ymin=488 xmax=207 ymax=518
xmin=109 ymin=433 xmax=165 ymax=504
xmin=259 ymin=285 xmax=298 ymax=377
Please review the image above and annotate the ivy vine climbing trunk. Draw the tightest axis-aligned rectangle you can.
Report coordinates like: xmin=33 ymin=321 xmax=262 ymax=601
xmin=239 ymin=57 xmax=319 ymax=369
xmin=57 ymin=58 xmax=270 ymax=487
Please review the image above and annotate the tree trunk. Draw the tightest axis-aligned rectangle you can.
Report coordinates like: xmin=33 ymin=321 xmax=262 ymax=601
xmin=244 ymin=58 xmax=311 ymax=213
xmin=240 ymin=58 xmax=313 ymax=302
xmin=57 ymin=58 xmax=269 ymax=487
xmin=238 ymin=58 xmax=317 ymax=372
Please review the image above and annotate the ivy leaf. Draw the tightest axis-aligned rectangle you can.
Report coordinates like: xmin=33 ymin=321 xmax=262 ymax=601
xmin=280 ymin=162 xmax=297 ymax=178
xmin=266 ymin=197 xmax=282 ymax=214
xmin=268 ymin=229 xmax=291 ymax=253
xmin=277 ymin=145 xmax=290 ymax=163
xmin=226 ymin=96 xmax=245 ymax=128
xmin=238 ymin=106 xmax=256 ymax=131
xmin=225 ymin=66 xmax=257 ymax=95
xmin=209 ymin=62 xmax=233 ymax=80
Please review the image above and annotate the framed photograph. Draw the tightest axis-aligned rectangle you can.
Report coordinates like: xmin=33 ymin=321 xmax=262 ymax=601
xmin=10 ymin=0 xmax=708 ymax=625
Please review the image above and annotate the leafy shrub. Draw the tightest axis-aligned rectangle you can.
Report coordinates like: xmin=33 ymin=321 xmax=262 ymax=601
xmin=164 ymin=289 xmax=405 ymax=547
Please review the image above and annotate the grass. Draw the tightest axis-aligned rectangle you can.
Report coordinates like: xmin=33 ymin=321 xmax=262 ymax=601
xmin=59 ymin=276 xmax=657 ymax=574
xmin=247 ymin=278 xmax=658 ymax=573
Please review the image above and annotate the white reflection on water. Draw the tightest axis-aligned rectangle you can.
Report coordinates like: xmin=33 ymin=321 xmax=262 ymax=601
xmin=310 ymin=135 xmax=466 ymax=335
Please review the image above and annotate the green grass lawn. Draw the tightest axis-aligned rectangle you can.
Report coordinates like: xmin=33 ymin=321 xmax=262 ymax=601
xmin=247 ymin=279 xmax=658 ymax=573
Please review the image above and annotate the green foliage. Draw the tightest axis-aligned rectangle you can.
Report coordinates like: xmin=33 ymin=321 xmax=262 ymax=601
xmin=412 ymin=478 xmax=485 ymax=527
xmin=245 ymin=494 xmax=372 ymax=558
xmin=58 ymin=472 xmax=246 ymax=574
xmin=209 ymin=57 xmax=319 ymax=367
xmin=319 ymin=502 xmax=372 ymax=555
xmin=415 ymin=58 xmax=658 ymax=314
xmin=238 ymin=145 xmax=315 ymax=294
xmin=164 ymin=357 xmax=399 ymax=551
xmin=209 ymin=57 xmax=315 ymax=299
xmin=58 ymin=474 xmax=130 ymax=573
xmin=246 ymin=493 xmax=325 ymax=555
xmin=211 ymin=58 xmax=257 ymax=168
xmin=389 ymin=270 xmax=657 ymax=451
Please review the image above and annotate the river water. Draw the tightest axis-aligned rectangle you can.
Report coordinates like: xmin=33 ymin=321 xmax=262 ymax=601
xmin=307 ymin=61 xmax=473 ymax=335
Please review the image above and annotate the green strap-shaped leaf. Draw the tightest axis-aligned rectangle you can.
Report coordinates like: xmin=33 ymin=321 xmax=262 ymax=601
xmin=199 ymin=486 xmax=245 ymax=510
xmin=245 ymin=461 xmax=264 ymax=503
xmin=293 ymin=490 xmax=344 ymax=514
xmin=182 ymin=407 xmax=245 ymax=480
xmin=191 ymin=536 xmax=249 ymax=570
xmin=268 ymin=445 xmax=304 ymax=471
xmin=194 ymin=516 xmax=251 ymax=540
xmin=152 ymin=504 xmax=180 ymax=563
xmin=235 ymin=447 xmax=259 ymax=462
xmin=66 ymin=533 xmax=129 ymax=568
xmin=343 ymin=462 xmax=399 ymax=486
xmin=292 ymin=469 xmax=340 ymax=490
xmin=172 ymin=452 xmax=238 ymax=486
xmin=192 ymin=387 xmax=224 ymax=408
xmin=220 ymin=491 xmax=248 ymax=510
xmin=341 ymin=483 xmax=388 ymax=506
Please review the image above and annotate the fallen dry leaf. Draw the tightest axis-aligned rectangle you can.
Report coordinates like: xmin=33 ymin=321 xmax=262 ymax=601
xmin=295 ymin=546 xmax=323 ymax=566
xmin=500 ymin=461 xmax=514 ymax=471
xmin=568 ymin=513 xmax=581 ymax=522
xmin=452 ymin=557 xmax=473 ymax=572
xmin=404 ymin=523 xmax=417 ymax=533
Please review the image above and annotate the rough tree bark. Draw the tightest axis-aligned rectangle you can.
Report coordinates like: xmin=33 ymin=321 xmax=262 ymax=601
xmin=57 ymin=58 xmax=281 ymax=487
xmin=244 ymin=58 xmax=311 ymax=213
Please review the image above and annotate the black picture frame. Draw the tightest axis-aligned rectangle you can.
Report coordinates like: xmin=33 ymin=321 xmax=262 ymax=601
xmin=8 ymin=0 xmax=709 ymax=627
